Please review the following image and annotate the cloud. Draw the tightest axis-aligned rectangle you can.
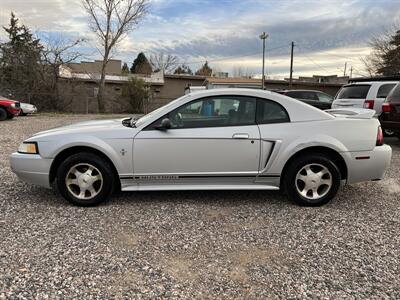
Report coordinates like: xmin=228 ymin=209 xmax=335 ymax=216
xmin=0 ymin=0 xmax=398 ymax=78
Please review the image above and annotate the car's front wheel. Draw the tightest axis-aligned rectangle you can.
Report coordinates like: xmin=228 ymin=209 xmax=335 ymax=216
xmin=283 ymin=154 xmax=341 ymax=206
xmin=56 ymin=152 xmax=116 ymax=206
xmin=0 ymin=108 xmax=7 ymax=121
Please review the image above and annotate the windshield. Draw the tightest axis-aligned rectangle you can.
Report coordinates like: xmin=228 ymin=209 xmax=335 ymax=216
xmin=336 ymin=85 xmax=371 ymax=99
xmin=132 ymin=94 xmax=189 ymax=127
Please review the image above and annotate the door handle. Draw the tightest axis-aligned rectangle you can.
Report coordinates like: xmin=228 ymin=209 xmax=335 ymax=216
xmin=232 ymin=133 xmax=249 ymax=139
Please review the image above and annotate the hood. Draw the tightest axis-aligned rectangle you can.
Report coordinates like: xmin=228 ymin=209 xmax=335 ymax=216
xmin=31 ymin=118 xmax=133 ymax=139
xmin=0 ymin=98 xmax=18 ymax=105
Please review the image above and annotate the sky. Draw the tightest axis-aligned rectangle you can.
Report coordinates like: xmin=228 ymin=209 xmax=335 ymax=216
xmin=0 ymin=0 xmax=399 ymax=79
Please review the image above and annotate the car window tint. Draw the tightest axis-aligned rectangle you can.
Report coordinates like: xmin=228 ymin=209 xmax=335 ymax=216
xmin=337 ymin=85 xmax=371 ymax=99
xmin=257 ymin=99 xmax=290 ymax=124
xmin=377 ymin=84 xmax=396 ymax=98
xmin=286 ymin=91 xmax=301 ymax=98
xmin=288 ymin=91 xmax=318 ymax=100
xmin=387 ymin=83 xmax=400 ymax=103
xmin=317 ymin=92 xmax=333 ymax=103
xmin=167 ymin=96 xmax=256 ymax=129
xmin=304 ymin=91 xmax=319 ymax=100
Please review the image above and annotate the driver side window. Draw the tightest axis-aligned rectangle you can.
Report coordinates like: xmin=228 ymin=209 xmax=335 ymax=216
xmin=152 ymin=96 xmax=256 ymax=129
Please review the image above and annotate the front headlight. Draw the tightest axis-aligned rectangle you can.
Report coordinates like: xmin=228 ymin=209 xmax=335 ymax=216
xmin=18 ymin=142 xmax=39 ymax=154
xmin=10 ymin=103 xmax=16 ymax=108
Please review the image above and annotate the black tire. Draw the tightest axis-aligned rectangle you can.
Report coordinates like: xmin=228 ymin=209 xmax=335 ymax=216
xmin=56 ymin=152 xmax=116 ymax=206
xmin=283 ymin=154 xmax=341 ymax=206
xmin=384 ymin=129 xmax=396 ymax=137
xmin=0 ymin=108 xmax=7 ymax=121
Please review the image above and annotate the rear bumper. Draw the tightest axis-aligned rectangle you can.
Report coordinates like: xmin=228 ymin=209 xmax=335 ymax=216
xmin=343 ymin=145 xmax=392 ymax=184
xmin=379 ymin=120 xmax=400 ymax=131
xmin=10 ymin=152 xmax=53 ymax=188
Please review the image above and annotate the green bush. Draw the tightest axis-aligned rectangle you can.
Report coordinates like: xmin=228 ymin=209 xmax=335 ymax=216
xmin=121 ymin=77 xmax=150 ymax=113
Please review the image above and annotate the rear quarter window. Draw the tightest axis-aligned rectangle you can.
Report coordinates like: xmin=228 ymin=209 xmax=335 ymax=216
xmin=256 ymin=99 xmax=290 ymax=124
xmin=376 ymin=84 xmax=396 ymax=98
xmin=337 ymin=85 xmax=371 ymax=99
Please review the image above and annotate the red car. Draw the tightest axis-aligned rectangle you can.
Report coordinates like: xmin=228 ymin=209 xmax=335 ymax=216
xmin=0 ymin=96 xmax=21 ymax=121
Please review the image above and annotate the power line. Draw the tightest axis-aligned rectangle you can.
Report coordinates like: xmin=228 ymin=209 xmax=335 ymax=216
xmin=296 ymin=45 xmax=332 ymax=74
xmin=169 ymin=43 xmax=291 ymax=66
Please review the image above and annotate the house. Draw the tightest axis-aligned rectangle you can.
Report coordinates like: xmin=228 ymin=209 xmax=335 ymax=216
xmin=58 ymin=60 xmax=205 ymax=113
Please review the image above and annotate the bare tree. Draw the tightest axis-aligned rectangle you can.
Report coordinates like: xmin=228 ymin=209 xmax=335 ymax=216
xmin=149 ymin=53 xmax=178 ymax=73
xmin=361 ymin=24 xmax=399 ymax=76
xmin=41 ymin=34 xmax=86 ymax=109
xmin=82 ymin=0 xmax=148 ymax=112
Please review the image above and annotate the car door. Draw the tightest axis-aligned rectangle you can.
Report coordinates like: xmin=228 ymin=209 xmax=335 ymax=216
xmin=133 ymin=95 xmax=261 ymax=185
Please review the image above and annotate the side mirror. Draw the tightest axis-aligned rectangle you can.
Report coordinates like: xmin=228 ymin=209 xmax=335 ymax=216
xmin=156 ymin=118 xmax=172 ymax=131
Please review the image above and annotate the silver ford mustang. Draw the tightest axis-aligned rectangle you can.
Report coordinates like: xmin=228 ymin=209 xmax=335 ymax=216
xmin=10 ymin=88 xmax=392 ymax=207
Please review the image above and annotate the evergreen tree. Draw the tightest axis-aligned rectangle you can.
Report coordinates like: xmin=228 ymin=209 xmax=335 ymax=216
xmin=130 ymin=52 xmax=152 ymax=74
xmin=377 ymin=30 xmax=400 ymax=75
xmin=174 ymin=64 xmax=193 ymax=75
xmin=0 ymin=12 xmax=44 ymax=101
xmin=122 ymin=62 xmax=130 ymax=74
xmin=195 ymin=61 xmax=212 ymax=76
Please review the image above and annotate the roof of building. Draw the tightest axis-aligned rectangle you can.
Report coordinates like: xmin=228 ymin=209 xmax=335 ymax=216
xmin=205 ymin=77 xmax=261 ymax=84
xmin=205 ymin=77 xmax=344 ymax=87
xmin=165 ymin=74 xmax=207 ymax=80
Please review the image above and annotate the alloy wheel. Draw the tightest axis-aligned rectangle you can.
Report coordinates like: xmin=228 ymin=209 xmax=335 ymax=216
xmin=65 ymin=163 xmax=103 ymax=200
xmin=295 ymin=163 xmax=333 ymax=201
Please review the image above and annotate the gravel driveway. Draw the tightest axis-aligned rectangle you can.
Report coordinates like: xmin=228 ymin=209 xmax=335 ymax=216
xmin=0 ymin=114 xmax=399 ymax=299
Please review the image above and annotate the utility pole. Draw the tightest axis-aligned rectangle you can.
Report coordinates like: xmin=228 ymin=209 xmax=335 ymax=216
xmin=343 ymin=62 xmax=347 ymax=76
xmin=259 ymin=32 xmax=268 ymax=90
xmin=289 ymin=41 xmax=294 ymax=88
xmin=350 ymin=66 xmax=353 ymax=78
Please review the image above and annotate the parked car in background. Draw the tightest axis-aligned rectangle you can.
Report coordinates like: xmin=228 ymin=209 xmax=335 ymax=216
xmin=380 ymin=82 xmax=400 ymax=139
xmin=332 ymin=81 xmax=398 ymax=115
xmin=0 ymin=95 xmax=21 ymax=121
xmin=276 ymin=90 xmax=333 ymax=110
xmin=19 ymin=102 xmax=38 ymax=116
xmin=11 ymin=88 xmax=391 ymax=207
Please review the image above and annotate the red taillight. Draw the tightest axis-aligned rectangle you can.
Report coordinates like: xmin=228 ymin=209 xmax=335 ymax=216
xmin=363 ymin=100 xmax=375 ymax=109
xmin=382 ymin=102 xmax=392 ymax=113
xmin=376 ymin=126 xmax=384 ymax=146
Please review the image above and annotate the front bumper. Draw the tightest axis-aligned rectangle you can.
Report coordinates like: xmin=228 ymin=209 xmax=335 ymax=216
xmin=7 ymin=107 xmax=21 ymax=116
xmin=343 ymin=145 xmax=392 ymax=184
xmin=10 ymin=152 xmax=53 ymax=188
xmin=22 ymin=107 xmax=37 ymax=114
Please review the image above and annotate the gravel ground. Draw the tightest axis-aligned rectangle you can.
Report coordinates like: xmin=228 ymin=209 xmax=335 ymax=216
xmin=0 ymin=114 xmax=399 ymax=299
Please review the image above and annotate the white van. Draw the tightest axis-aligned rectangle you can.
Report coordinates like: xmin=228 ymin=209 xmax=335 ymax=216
xmin=332 ymin=81 xmax=398 ymax=115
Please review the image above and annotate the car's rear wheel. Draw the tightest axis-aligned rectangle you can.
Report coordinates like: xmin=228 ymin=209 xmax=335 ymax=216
xmin=56 ymin=152 xmax=115 ymax=206
xmin=0 ymin=108 xmax=7 ymax=121
xmin=283 ymin=154 xmax=341 ymax=206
